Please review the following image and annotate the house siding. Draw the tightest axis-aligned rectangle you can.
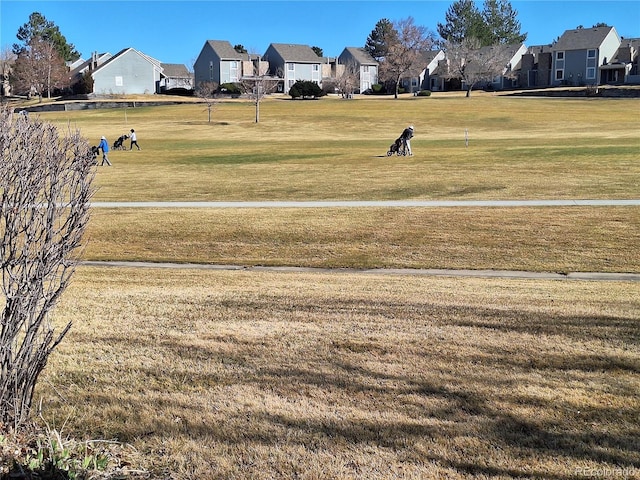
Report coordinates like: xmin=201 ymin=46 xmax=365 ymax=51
xmin=93 ymin=49 xmax=160 ymax=95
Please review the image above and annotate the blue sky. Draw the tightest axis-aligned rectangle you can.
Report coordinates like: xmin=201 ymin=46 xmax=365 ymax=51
xmin=2 ymin=1 xmax=639 ymax=66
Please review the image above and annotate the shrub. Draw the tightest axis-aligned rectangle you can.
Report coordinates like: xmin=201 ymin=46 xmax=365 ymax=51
xmin=370 ymin=84 xmax=386 ymax=95
xmin=219 ymin=83 xmax=242 ymax=95
xmin=289 ymin=80 xmax=325 ymax=99
xmin=417 ymin=90 xmax=432 ymax=97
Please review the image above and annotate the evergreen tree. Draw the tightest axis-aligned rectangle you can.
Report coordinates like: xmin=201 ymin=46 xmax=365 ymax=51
xmin=481 ymin=0 xmax=526 ymax=45
xmin=364 ymin=18 xmax=398 ymax=62
xmin=438 ymin=0 xmax=526 ymax=47
xmin=437 ymin=0 xmax=484 ymax=44
xmin=13 ymin=12 xmax=80 ymax=62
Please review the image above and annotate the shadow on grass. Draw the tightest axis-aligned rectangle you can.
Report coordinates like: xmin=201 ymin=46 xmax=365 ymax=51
xmin=58 ymin=297 xmax=640 ymax=478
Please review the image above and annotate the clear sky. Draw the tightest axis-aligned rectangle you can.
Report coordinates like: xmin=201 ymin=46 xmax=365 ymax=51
xmin=1 ymin=0 xmax=639 ymax=66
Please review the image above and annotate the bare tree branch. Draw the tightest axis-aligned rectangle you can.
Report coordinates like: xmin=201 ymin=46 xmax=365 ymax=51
xmin=0 ymin=107 xmax=96 ymax=428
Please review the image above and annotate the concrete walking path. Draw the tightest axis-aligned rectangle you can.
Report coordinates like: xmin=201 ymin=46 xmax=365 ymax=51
xmin=90 ymin=199 xmax=640 ymax=208
xmin=81 ymin=261 xmax=640 ymax=282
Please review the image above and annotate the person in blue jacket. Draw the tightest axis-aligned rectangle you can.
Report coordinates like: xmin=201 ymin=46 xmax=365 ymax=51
xmin=98 ymin=136 xmax=111 ymax=166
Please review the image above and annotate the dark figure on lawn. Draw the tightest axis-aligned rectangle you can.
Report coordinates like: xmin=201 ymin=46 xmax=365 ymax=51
xmin=401 ymin=125 xmax=414 ymax=156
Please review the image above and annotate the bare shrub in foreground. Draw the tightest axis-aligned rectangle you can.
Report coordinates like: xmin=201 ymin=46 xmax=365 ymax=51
xmin=0 ymin=107 xmax=95 ymax=429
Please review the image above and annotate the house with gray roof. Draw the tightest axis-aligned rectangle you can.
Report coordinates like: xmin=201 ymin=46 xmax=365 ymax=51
xmin=263 ymin=43 xmax=322 ymax=93
xmin=194 ymin=40 xmax=255 ymax=88
xmin=601 ymin=37 xmax=640 ymax=84
xmin=91 ymin=48 xmax=163 ymax=95
xmin=159 ymin=63 xmax=193 ymax=93
xmin=417 ymin=50 xmax=446 ymax=91
xmin=338 ymin=47 xmax=379 ymax=93
xmin=551 ymin=26 xmax=621 ymax=86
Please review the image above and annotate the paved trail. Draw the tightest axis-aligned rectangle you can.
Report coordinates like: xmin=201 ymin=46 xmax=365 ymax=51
xmin=86 ymin=198 xmax=640 ymax=281
xmin=81 ymin=261 xmax=640 ymax=282
xmin=90 ymin=199 xmax=640 ymax=208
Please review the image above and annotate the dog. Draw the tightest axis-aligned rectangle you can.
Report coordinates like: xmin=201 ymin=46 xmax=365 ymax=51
xmin=91 ymin=145 xmax=100 ymax=158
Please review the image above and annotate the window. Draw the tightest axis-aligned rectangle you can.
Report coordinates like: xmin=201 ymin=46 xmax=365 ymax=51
xmin=555 ymin=69 xmax=564 ymax=81
xmin=313 ymin=64 xmax=319 ymax=71
xmin=287 ymin=63 xmax=294 ymax=71
xmin=556 ymin=51 xmax=564 ymax=60
xmin=586 ymin=67 xmax=596 ymax=79
xmin=587 ymin=49 xmax=596 ymax=59
xmin=363 ymin=65 xmax=369 ymax=73
xmin=115 ymin=76 xmax=123 ymax=87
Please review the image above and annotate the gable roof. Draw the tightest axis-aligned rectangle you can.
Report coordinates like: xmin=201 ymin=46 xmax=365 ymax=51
xmin=204 ymin=40 xmax=247 ymax=60
xmin=93 ymin=47 xmax=161 ymax=73
xmin=266 ymin=43 xmax=321 ymax=63
xmin=161 ymin=63 xmax=191 ymax=77
xmin=342 ymin=47 xmax=378 ymax=65
xmin=554 ymin=26 xmax=617 ymax=50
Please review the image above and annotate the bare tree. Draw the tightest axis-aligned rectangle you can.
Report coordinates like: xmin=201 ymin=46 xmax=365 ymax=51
xmin=0 ymin=107 xmax=96 ymax=428
xmin=1 ymin=47 xmax=16 ymax=97
xmin=240 ymin=63 xmax=281 ymax=123
xmin=443 ymin=38 xmax=514 ymax=96
xmin=335 ymin=60 xmax=360 ymax=98
xmin=380 ymin=17 xmax=436 ymax=99
xmin=195 ymin=81 xmax=219 ymax=123
xmin=12 ymin=37 xmax=69 ymax=100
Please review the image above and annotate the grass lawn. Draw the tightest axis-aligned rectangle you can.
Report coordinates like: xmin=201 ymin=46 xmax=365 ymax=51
xmin=37 ymin=266 xmax=639 ymax=479
xmin=6 ymin=93 xmax=638 ymax=479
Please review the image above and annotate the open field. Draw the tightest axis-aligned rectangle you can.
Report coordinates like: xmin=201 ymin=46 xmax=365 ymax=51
xmin=37 ymin=267 xmax=639 ymax=479
xmin=85 ymin=206 xmax=640 ymax=273
xmin=35 ymin=93 xmax=640 ymax=273
xmin=10 ymin=94 xmax=640 ymax=478
xmin=39 ymin=94 xmax=640 ymax=202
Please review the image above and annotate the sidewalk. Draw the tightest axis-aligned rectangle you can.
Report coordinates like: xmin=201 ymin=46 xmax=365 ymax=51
xmin=80 ymin=261 xmax=640 ymax=282
xmin=90 ymin=199 xmax=640 ymax=208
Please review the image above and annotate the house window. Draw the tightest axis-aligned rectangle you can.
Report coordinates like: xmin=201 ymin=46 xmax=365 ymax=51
xmin=556 ymin=51 xmax=564 ymax=61
xmin=209 ymin=61 xmax=214 ymax=81
xmin=287 ymin=63 xmax=294 ymax=71
xmin=555 ymin=69 xmax=564 ymax=81
xmin=586 ymin=67 xmax=596 ymax=79
xmin=313 ymin=64 xmax=319 ymax=71
xmin=115 ymin=76 xmax=123 ymax=87
xmin=363 ymin=65 xmax=369 ymax=73
xmin=587 ymin=49 xmax=596 ymax=59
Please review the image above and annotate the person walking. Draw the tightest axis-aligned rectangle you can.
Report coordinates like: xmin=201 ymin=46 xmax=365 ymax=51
xmin=400 ymin=125 xmax=414 ymax=156
xmin=98 ymin=136 xmax=111 ymax=166
xmin=129 ymin=129 xmax=140 ymax=150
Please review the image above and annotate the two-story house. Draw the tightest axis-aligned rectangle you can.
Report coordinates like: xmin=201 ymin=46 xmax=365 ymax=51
xmin=91 ymin=48 xmax=163 ymax=95
xmin=551 ymin=26 xmax=621 ymax=86
xmin=263 ymin=43 xmax=322 ymax=93
xmin=338 ymin=47 xmax=379 ymax=93
xmin=194 ymin=40 xmax=252 ymax=88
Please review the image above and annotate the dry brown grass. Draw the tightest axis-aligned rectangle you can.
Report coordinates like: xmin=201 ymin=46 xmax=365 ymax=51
xmin=85 ymin=206 xmax=640 ymax=273
xmin=37 ymin=266 xmax=639 ymax=479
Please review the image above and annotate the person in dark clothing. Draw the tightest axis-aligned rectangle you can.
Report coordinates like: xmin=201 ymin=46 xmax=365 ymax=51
xmin=400 ymin=125 xmax=414 ymax=156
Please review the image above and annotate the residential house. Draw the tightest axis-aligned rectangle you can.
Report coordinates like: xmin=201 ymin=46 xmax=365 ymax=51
xmin=487 ymin=43 xmax=528 ymax=90
xmin=520 ymin=45 xmax=553 ymax=88
xmin=159 ymin=63 xmax=193 ymax=93
xmin=193 ymin=40 xmax=255 ymax=88
xmin=263 ymin=43 xmax=323 ymax=93
xmin=417 ymin=50 xmax=446 ymax=91
xmin=601 ymin=37 xmax=640 ymax=84
xmin=338 ymin=47 xmax=379 ymax=93
xmin=91 ymin=48 xmax=162 ymax=95
xmin=551 ymin=26 xmax=621 ymax=86
xmin=398 ymin=50 xmax=445 ymax=93
xmin=68 ymin=52 xmax=112 ymax=92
